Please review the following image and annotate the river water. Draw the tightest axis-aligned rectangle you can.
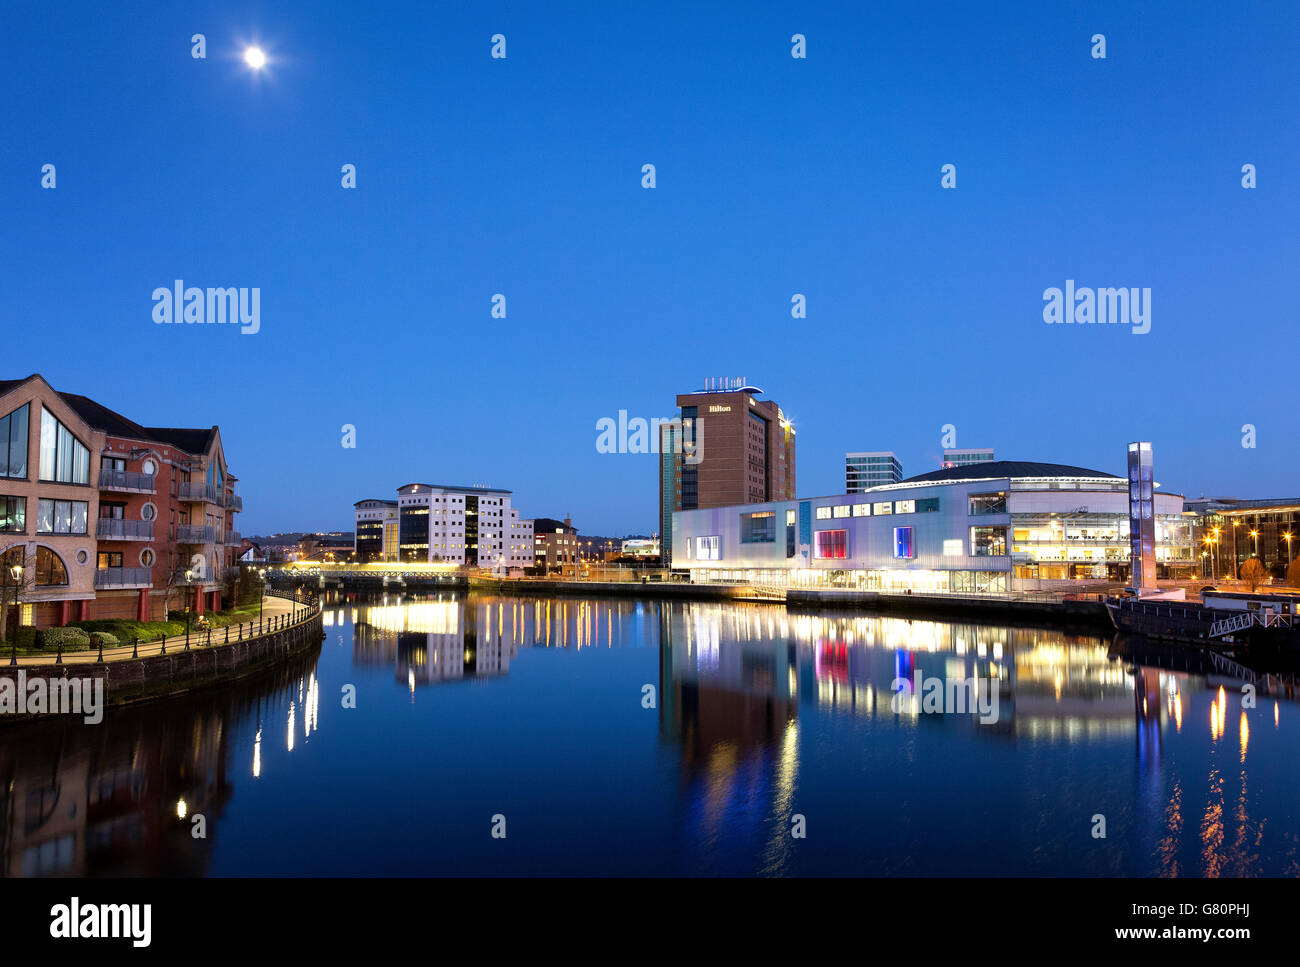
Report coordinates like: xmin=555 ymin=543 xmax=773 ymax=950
xmin=2 ymin=592 xmax=1296 ymax=876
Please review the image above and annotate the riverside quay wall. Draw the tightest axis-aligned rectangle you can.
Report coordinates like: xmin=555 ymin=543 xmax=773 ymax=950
xmin=784 ymin=588 xmax=1110 ymax=626
xmin=463 ymin=577 xmax=1111 ymax=628
xmin=0 ymin=610 xmax=325 ymax=715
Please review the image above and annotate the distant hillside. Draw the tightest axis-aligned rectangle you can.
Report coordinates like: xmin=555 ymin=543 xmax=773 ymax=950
xmin=250 ymin=531 xmax=353 ymax=548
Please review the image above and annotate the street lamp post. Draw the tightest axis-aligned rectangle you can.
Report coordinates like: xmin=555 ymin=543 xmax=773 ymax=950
xmin=8 ymin=562 xmax=24 ymax=663
xmin=184 ymin=568 xmax=194 ymax=644
xmin=258 ymin=568 xmax=267 ymax=619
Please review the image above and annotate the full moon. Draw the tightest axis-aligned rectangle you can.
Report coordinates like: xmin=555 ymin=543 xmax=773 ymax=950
xmin=244 ymin=47 xmax=267 ymax=69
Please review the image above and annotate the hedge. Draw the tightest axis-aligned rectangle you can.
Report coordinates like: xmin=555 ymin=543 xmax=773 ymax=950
xmin=88 ymin=631 xmax=120 ymax=649
xmin=38 ymin=627 xmax=92 ymax=651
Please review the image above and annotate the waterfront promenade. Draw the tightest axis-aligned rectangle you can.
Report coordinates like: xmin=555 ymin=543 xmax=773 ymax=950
xmin=4 ymin=593 xmax=302 ymax=668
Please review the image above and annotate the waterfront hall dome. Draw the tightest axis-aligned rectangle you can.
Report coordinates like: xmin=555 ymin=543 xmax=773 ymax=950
xmin=900 ymin=460 xmax=1123 ymax=485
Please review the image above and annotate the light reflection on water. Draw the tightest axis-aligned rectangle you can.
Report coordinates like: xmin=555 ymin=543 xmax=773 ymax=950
xmin=2 ymin=592 xmax=1298 ymax=877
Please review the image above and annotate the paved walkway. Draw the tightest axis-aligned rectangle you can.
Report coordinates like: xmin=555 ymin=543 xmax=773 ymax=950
xmin=3 ymin=594 xmax=307 ymax=668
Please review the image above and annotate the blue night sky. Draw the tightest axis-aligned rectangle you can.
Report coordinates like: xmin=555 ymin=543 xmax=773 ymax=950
xmin=2 ymin=1 xmax=1297 ymax=536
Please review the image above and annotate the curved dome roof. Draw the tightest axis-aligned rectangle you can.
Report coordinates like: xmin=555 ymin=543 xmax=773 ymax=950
xmin=901 ymin=460 xmax=1122 ymax=485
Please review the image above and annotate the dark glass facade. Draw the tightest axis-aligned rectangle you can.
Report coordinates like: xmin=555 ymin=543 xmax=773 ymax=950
xmin=463 ymin=495 xmax=479 ymax=564
xmin=679 ymin=406 xmax=698 ymax=510
xmin=356 ymin=518 xmax=384 ymax=563
xmin=399 ymin=506 xmax=428 ymax=562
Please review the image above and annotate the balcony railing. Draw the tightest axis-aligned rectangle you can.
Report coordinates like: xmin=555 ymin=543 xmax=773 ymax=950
xmin=94 ymin=567 xmax=152 ymax=589
xmin=175 ymin=525 xmax=216 ymax=544
xmin=96 ymin=518 xmax=154 ymax=541
xmin=225 ymin=531 xmax=243 ymax=546
xmin=178 ymin=482 xmax=222 ymax=504
xmin=98 ymin=468 xmax=157 ymax=493
xmin=226 ymin=494 xmax=243 ymax=512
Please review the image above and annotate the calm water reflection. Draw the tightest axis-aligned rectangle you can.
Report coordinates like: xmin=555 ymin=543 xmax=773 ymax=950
xmin=3 ymin=592 xmax=1298 ymax=876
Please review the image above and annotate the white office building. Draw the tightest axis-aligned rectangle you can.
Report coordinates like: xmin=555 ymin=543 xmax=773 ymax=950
xmin=352 ymin=483 xmax=534 ymax=569
xmin=845 ymin=451 xmax=903 ymax=493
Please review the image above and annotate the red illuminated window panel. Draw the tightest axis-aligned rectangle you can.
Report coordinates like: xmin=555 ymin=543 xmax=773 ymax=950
xmin=814 ymin=529 xmax=847 ymax=559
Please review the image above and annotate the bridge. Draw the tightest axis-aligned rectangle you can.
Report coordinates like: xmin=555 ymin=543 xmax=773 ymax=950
xmin=733 ymin=584 xmax=788 ymax=603
xmin=1209 ymin=610 xmax=1294 ymax=638
xmin=258 ymin=562 xmax=467 ymax=591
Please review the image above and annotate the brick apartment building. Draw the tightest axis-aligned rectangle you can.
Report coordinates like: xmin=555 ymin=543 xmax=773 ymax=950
xmin=531 ymin=516 xmax=581 ymax=570
xmin=0 ymin=374 xmax=243 ymax=632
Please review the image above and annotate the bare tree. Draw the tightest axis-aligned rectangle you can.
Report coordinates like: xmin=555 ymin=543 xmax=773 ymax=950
xmin=1240 ymin=558 xmax=1266 ymax=593
xmin=0 ymin=545 xmax=37 ymax=644
xmin=161 ymin=548 xmax=192 ymax=620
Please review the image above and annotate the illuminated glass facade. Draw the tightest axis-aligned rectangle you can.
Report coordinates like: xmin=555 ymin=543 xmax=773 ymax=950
xmin=1186 ymin=497 xmax=1300 ymax=581
xmin=673 ymin=460 xmax=1196 ymax=591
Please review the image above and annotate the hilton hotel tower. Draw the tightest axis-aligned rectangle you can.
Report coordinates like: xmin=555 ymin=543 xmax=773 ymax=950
xmin=658 ymin=379 xmax=796 ymax=565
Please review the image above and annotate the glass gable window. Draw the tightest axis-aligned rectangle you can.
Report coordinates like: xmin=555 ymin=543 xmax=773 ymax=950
xmin=0 ymin=403 xmax=29 ymax=478
xmin=0 ymin=495 xmax=25 ymax=533
xmin=970 ymin=526 xmax=1008 ymax=556
xmin=969 ymin=492 xmax=1007 ymax=515
xmin=894 ymin=526 xmax=915 ymax=558
xmin=38 ymin=408 xmax=90 ymax=484
xmin=740 ymin=511 xmax=776 ymax=543
xmin=814 ymin=529 xmax=847 ymax=559
xmin=37 ymin=499 xmax=89 ymax=535
xmin=696 ymin=535 xmax=720 ymax=560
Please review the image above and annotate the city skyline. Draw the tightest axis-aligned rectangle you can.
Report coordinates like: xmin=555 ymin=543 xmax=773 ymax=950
xmin=7 ymin=367 xmax=1290 ymax=536
xmin=4 ymin=0 xmax=1296 ymax=536
xmin=5 ymin=0 xmax=1300 ymax=918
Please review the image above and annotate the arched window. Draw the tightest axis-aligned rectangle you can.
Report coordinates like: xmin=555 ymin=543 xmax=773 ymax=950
xmin=35 ymin=547 xmax=68 ymax=587
xmin=2 ymin=545 xmax=23 ymax=581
